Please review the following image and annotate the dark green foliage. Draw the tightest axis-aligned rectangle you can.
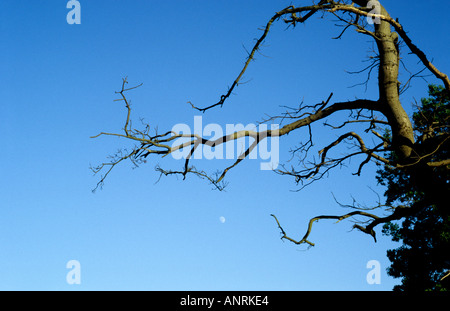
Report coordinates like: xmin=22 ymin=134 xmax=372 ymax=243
xmin=414 ymin=85 xmax=450 ymax=136
xmin=382 ymin=207 xmax=450 ymax=291
xmin=379 ymin=85 xmax=450 ymax=291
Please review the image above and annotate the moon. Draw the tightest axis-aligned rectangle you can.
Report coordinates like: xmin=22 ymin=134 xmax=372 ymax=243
xmin=219 ymin=216 xmax=226 ymax=223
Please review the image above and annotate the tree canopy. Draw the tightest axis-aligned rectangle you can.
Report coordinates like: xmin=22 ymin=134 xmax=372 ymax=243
xmin=379 ymin=85 xmax=450 ymax=291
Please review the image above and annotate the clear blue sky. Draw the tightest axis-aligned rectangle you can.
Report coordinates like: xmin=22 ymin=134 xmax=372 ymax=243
xmin=1 ymin=1 xmax=449 ymax=290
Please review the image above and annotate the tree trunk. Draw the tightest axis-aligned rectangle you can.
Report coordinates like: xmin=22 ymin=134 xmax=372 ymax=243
xmin=375 ymin=4 xmax=415 ymax=162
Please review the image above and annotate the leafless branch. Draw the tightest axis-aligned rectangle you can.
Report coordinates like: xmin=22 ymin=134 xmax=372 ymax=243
xmin=324 ymin=3 xmax=450 ymax=89
xmin=92 ymin=1 xmax=449 ymax=249
xmin=271 ymin=211 xmax=380 ymax=246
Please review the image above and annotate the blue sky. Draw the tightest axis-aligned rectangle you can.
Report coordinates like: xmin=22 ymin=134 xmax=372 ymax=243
xmin=1 ymin=1 xmax=449 ymax=290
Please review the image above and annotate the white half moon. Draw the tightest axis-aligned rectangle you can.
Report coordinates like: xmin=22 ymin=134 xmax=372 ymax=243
xmin=219 ymin=216 xmax=226 ymax=223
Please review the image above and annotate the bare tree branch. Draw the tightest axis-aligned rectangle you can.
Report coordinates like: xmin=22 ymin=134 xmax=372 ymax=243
xmin=92 ymin=0 xmax=449 ymax=249
xmin=189 ymin=3 xmax=334 ymax=112
xmin=324 ymin=3 xmax=450 ymax=89
xmin=271 ymin=211 xmax=380 ymax=246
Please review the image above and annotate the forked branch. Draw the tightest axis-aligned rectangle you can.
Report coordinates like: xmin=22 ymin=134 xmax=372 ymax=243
xmin=271 ymin=211 xmax=379 ymax=247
